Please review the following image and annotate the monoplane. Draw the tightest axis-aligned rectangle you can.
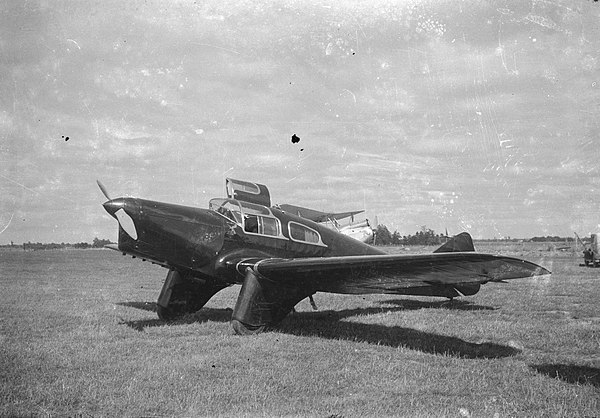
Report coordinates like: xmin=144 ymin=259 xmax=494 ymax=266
xmin=99 ymin=178 xmax=550 ymax=334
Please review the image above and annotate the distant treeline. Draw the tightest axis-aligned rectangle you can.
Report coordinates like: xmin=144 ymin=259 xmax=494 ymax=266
xmin=529 ymin=236 xmax=575 ymax=242
xmin=1 ymin=230 xmax=578 ymax=250
xmin=374 ymin=226 xmax=446 ymax=246
xmin=373 ymin=225 xmax=576 ymax=246
xmin=2 ymin=238 xmax=114 ymax=251
xmin=478 ymin=236 xmax=575 ymax=243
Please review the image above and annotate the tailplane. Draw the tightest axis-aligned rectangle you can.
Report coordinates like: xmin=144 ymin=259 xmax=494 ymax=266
xmin=433 ymin=232 xmax=475 ymax=253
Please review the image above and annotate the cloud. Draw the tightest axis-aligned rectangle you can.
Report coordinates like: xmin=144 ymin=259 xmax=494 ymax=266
xmin=248 ymin=153 xmax=295 ymax=168
xmin=2 ymin=0 xmax=599 ymax=242
xmin=104 ymin=128 xmax=151 ymax=141
xmin=0 ymin=111 xmax=14 ymax=132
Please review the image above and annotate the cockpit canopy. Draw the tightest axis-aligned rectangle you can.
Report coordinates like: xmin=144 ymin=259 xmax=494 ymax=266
xmin=209 ymin=198 xmax=282 ymax=237
xmin=209 ymin=197 xmax=326 ymax=246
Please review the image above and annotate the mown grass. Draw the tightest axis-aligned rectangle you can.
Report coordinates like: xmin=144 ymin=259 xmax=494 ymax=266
xmin=1 ymin=247 xmax=598 ymax=417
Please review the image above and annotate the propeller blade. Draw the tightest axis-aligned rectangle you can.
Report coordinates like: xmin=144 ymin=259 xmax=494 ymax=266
xmin=97 ymin=180 xmax=111 ymax=200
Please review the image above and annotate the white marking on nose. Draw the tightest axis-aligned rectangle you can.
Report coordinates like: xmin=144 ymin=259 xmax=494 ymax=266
xmin=115 ymin=208 xmax=138 ymax=240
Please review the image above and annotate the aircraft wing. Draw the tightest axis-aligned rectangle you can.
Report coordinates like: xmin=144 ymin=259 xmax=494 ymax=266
xmin=235 ymin=252 xmax=549 ymax=294
xmin=278 ymin=203 xmax=363 ymax=222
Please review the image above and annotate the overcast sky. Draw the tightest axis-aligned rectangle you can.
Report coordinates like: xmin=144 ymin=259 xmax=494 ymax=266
xmin=1 ymin=0 xmax=599 ymax=243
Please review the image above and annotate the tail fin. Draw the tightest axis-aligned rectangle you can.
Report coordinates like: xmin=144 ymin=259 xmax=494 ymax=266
xmin=433 ymin=232 xmax=475 ymax=253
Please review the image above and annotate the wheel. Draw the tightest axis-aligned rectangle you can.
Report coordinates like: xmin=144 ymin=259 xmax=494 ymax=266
xmin=231 ymin=319 xmax=266 ymax=335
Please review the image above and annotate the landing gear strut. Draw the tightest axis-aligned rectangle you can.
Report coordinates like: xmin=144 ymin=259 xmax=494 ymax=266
xmin=231 ymin=268 xmax=315 ymax=334
xmin=156 ymin=269 xmax=227 ymax=321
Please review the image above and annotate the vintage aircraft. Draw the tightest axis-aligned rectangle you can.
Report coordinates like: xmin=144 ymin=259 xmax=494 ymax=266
xmin=99 ymin=178 xmax=550 ymax=335
xmin=575 ymin=232 xmax=600 ymax=267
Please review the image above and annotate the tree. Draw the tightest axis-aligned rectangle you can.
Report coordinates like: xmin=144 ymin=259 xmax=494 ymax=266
xmin=374 ymin=225 xmax=392 ymax=245
xmin=92 ymin=237 xmax=112 ymax=248
xmin=373 ymin=224 xmax=444 ymax=246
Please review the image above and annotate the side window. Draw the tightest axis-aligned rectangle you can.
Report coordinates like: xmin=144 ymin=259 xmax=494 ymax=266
xmin=261 ymin=217 xmax=279 ymax=236
xmin=289 ymin=222 xmax=322 ymax=244
xmin=243 ymin=215 xmax=281 ymax=237
xmin=244 ymin=215 xmax=259 ymax=233
xmin=304 ymin=228 xmax=320 ymax=244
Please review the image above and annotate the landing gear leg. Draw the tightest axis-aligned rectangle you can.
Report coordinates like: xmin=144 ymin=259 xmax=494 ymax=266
xmin=231 ymin=268 xmax=314 ymax=335
xmin=156 ymin=269 xmax=227 ymax=321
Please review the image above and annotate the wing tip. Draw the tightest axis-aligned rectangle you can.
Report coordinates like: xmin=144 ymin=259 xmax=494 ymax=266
xmin=533 ymin=265 xmax=552 ymax=276
xmin=492 ymin=258 xmax=551 ymax=281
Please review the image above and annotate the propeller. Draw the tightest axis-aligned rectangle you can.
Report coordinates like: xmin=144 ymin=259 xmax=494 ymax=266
xmin=371 ymin=220 xmax=377 ymax=245
xmin=97 ymin=180 xmax=138 ymax=240
xmin=574 ymin=232 xmax=589 ymax=251
xmin=371 ymin=215 xmax=379 ymax=245
xmin=97 ymin=180 xmax=111 ymax=200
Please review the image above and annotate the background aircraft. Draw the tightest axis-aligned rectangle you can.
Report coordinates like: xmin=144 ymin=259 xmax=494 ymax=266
xmin=100 ymin=178 xmax=550 ymax=334
xmin=575 ymin=232 xmax=600 ymax=267
xmin=277 ymin=203 xmax=375 ymax=243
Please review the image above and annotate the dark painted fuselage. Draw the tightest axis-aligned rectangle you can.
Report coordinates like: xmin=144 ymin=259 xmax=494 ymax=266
xmin=103 ymin=197 xmax=384 ymax=286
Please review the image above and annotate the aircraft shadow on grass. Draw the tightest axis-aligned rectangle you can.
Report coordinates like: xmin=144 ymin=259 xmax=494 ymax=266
xmin=116 ymin=302 xmax=232 ymax=331
xmin=277 ymin=307 xmax=517 ymax=359
xmin=530 ymin=364 xmax=600 ymax=387
xmin=117 ymin=301 xmax=516 ymax=359
xmin=117 ymin=301 xmax=157 ymax=312
xmin=374 ymin=299 xmax=496 ymax=312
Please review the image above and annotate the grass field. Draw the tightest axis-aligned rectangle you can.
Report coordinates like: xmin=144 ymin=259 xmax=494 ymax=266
xmin=1 ymin=245 xmax=598 ymax=417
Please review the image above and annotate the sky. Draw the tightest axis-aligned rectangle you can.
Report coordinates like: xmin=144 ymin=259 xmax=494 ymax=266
xmin=1 ymin=0 xmax=599 ymax=243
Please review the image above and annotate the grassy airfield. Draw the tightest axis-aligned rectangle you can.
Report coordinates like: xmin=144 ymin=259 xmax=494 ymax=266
xmin=1 ymin=244 xmax=598 ymax=417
